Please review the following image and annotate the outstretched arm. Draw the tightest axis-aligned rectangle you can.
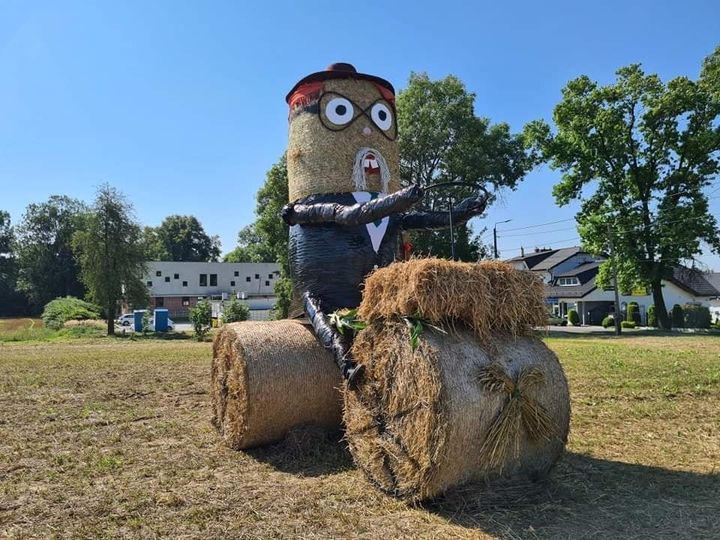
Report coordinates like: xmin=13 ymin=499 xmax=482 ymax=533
xmin=282 ymin=185 xmax=423 ymax=226
xmin=401 ymin=193 xmax=489 ymax=231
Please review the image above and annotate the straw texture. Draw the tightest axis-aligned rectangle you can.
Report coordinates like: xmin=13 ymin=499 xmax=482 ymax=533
xmin=344 ymin=322 xmax=570 ymax=501
xmin=287 ymin=79 xmax=400 ymax=202
xmin=357 ymin=259 xmax=547 ymax=343
xmin=211 ymin=320 xmax=343 ymax=450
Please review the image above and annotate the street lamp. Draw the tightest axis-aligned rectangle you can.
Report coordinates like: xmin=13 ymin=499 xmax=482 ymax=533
xmin=493 ymin=219 xmax=512 ymax=259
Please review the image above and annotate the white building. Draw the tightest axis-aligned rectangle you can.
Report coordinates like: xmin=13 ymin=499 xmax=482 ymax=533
xmin=139 ymin=261 xmax=281 ymax=318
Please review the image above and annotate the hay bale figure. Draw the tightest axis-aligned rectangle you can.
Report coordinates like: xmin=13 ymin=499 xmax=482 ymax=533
xmin=212 ymin=321 xmax=343 ymax=450
xmin=283 ymin=63 xmax=488 ymax=383
xmin=343 ymin=259 xmax=570 ymax=500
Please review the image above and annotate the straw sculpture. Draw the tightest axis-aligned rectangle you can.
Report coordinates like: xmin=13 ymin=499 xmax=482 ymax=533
xmin=343 ymin=322 xmax=570 ymax=500
xmin=211 ymin=320 xmax=343 ymax=450
xmin=357 ymin=258 xmax=547 ymax=344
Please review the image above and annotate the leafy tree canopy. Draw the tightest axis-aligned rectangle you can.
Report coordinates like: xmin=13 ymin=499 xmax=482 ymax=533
xmin=524 ymin=46 xmax=720 ymax=329
xmin=15 ymin=195 xmax=89 ymax=310
xmin=396 ymin=73 xmax=533 ymax=260
xmin=73 ymin=184 xmax=148 ymax=335
xmin=144 ymin=215 xmax=221 ymax=262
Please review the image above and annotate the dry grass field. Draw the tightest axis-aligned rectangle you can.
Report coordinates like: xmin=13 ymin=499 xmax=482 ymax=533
xmin=1 ymin=331 xmax=719 ymax=539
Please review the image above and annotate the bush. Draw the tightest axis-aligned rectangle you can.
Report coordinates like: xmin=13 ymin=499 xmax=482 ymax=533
xmin=42 ymin=297 xmax=102 ymax=330
xmin=647 ymin=305 xmax=657 ymax=327
xmin=222 ymin=298 xmax=250 ymax=323
xmin=682 ymin=304 xmax=711 ymax=329
xmin=190 ymin=299 xmax=212 ymax=340
xmin=568 ymin=309 xmax=580 ymax=326
xmin=602 ymin=315 xmax=615 ymax=328
xmin=621 ymin=320 xmax=636 ymax=329
xmin=671 ymin=304 xmax=685 ymax=328
xmin=627 ymin=302 xmax=641 ymax=325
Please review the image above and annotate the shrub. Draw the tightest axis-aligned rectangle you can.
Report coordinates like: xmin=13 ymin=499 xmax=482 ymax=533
xmin=568 ymin=309 xmax=580 ymax=326
xmin=42 ymin=297 xmax=102 ymax=330
xmin=647 ymin=305 xmax=657 ymax=327
xmin=621 ymin=320 xmax=636 ymax=329
xmin=682 ymin=304 xmax=711 ymax=329
xmin=190 ymin=299 xmax=212 ymax=340
xmin=222 ymin=298 xmax=250 ymax=323
xmin=627 ymin=302 xmax=641 ymax=325
xmin=602 ymin=315 xmax=615 ymax=328
xmin=671 ymin=304 xmax=685 ymax=328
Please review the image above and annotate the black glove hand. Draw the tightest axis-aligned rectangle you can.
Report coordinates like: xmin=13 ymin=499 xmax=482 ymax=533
xmin=457 ymin=193 xmax=488 ymax=215
xmin=280 ymin=203 xmax=296 ymax=225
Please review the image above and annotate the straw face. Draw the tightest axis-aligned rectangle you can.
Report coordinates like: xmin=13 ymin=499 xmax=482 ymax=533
xmin=344 ymin=323 xmax=570 ymax=501
xmin=287 ymin=79 xmax=400 ymax=202
xmin=211 ymin=321 xmax=343 ymax=450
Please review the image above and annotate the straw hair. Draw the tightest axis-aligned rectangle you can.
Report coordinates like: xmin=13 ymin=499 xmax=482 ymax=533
xmin=344 ymin=322 xmax=570 ymax=501
xmin=211 ymin=320 xmax=343 ymax=450
xmin=357 ymin=259 xmax=547 ymax=343
xmin=287 ymin=78 xmax=400 ymax=202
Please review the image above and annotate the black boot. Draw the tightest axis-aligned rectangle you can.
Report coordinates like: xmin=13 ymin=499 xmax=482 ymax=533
xmin=342 ymin=362 xmax=365 ymax=389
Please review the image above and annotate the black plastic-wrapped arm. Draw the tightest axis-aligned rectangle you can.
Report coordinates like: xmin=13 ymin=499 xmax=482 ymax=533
xmin=282 ymin=185 xmax=423 ymax=226
xmin=400 ymin=194 xmax=489 ymax=231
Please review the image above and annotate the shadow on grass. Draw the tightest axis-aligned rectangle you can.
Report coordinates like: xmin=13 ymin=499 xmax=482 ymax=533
xmin=246 ymin=426 xmax=354 ymax=477
xmin=425 ymin=452 xmax=720 ymax=539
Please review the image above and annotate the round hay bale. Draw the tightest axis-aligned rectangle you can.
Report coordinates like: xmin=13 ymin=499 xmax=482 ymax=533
xmin=343 ymin=322 xmax=570 ymax=500
xmin=212 ymin=320 xmax=343 ymax=450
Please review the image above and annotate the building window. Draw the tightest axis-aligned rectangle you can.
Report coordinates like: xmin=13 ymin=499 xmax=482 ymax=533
xmin=265 ymin=280 xmax=270 ymax=287
xmin=246 ymin=276 xmax=251 ymax=282
xmin=146 ymin=281 xmax=152 ymax=287
xmin=255 ymin=274 xmax=259 ymax=279
xmin=210 ymin=274 xmax=217 ymax=286
xmin=174 ymin=273 xmax=179 ymax=280
xmin=558 ymin=277 xmax=579 ymax=286
xmin=199 ymin=274 xmax=207 ymax=286
xmin=268 ymin=273 xmax=273 ymax=279
xmin=164 ymin=276 xmax=170 ymax=283
xmin=230 ymin=280 xmax=235 ymax=287
xmin=156 ymin=271 xmax=162 ymax=277
xmin=234 ymin=271 xmax=239 ymax=277
xmin=156 ymin=297 xmax=164 ymax=307
xmin=182 ymin=281 xmax=188 ymax=287
xmin=182 ymin=297 xmax=190 ymax=307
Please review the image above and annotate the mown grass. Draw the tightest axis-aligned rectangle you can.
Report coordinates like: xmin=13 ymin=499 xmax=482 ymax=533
xmin=0 ymin=334 xmax=718 ymax=539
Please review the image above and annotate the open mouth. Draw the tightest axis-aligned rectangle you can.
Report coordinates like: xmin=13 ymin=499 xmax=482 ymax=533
xmin=363 ymin=153 xmax=380 ymax=175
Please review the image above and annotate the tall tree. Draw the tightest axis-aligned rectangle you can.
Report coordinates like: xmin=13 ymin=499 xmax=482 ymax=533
xmin=146 ymin=215 xmax=221 ymax=262
xmin=525 ymin=47 xmax=720 ymax=329
xmin=73 ymin=184 xmax=148 ymax=335
xmin=0 ymin=211 xmax=28 ymax=315
xmin=15 ymin=196 xmax=88 ymax=311
xmin=396 ymin=73 xmax=533 ymax=260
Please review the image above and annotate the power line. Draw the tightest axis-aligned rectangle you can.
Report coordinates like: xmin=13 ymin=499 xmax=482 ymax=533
xmin=499 ymin=218 xmax=575 ymax=232
xmin=498 ymin=225 xmax=578 ymax=238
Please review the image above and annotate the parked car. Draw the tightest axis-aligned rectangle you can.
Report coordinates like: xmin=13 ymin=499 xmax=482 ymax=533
xmin=150 ymin=317 xmax=175 ymax=331
xmin=116 ymin=313 xmax=136 ymax=326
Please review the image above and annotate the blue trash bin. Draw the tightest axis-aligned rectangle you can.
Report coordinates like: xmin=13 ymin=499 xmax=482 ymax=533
xmin=133 ymin=310 xmax=146 ymax=332
xmin=153 ymin=308 xmax=169 ymax=332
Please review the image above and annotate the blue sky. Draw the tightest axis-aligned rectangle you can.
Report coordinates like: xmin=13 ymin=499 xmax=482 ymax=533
xmin=1 ymin=0 xmax=719 ymax=268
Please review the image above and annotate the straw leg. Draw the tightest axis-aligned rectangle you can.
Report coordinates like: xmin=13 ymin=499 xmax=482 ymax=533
xmin=303 ymin=292 xmax=355 ymax=375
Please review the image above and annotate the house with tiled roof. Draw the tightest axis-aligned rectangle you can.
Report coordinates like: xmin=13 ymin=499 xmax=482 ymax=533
xmin=506 ymin=247 xmax=720 ymax=325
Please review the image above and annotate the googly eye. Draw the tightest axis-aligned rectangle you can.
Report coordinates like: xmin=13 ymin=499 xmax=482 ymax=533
xmin=325 ymin=97 xmax=354 ymax=125
xmin=371 ymin=103 xmax=393 ymax=131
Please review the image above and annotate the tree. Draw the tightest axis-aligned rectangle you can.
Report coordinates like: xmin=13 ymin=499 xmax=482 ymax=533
xmin=525 ymin=47 xmax=720 ymax=330
xmin=222 ymin=297 xmax=250 ymax=323
xmin=226 ymin=156 xmax=292 ymax=317
xmin=0 ymin=211 xmax=28 ymax=315
xmin=15 ymin=196 xmax=88 ymax=311
xmin=73 ymin=184 xmax=148 ymax=335
xmin=396 ymin=73 xmax=534 ymax=260
xmin=146 ymin=215 xmax=221 ymax=262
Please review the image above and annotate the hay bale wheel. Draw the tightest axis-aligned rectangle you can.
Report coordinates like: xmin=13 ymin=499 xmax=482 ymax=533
xmin=344 ymin=322 xmax=570 ymax=500
xmin=212 ymin=320 xmax=343 ymax=450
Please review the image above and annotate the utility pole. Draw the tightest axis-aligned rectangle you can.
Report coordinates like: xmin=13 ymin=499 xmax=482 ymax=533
xmin=608 ymin=223 xmax=622 ymax=336
xmin=493 ymin=219 xmax=512 ymax=259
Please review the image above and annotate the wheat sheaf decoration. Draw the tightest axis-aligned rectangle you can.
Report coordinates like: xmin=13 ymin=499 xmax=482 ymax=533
xmin=477 ymin=364 xmax=558 ymax=473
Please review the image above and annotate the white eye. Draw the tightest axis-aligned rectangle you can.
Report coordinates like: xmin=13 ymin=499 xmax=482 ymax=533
xmin=371 ymin=103 xmax=393 ymax=131
xmin=325 ymin=97 xmax=354 ymax=125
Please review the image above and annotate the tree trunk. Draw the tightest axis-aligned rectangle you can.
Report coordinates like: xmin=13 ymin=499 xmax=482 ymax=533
xmin=106 ymin=303 xmax=116 ymax=336
xmin=651 ymin=280 xmax=670 ymax=330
